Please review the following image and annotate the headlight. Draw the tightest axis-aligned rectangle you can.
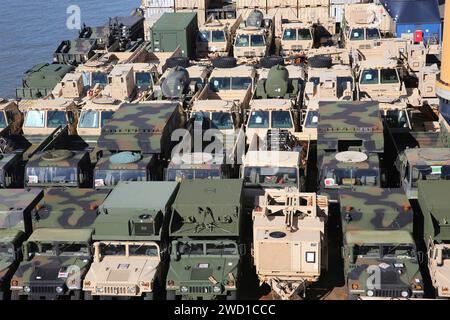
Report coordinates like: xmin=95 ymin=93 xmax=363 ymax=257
xmin=24 ymin=286 xmax=31 ymax=294
xmin=401 ymin=290 xmax=409 ymax=298
xmin=56 ymin=286 xmax=64 ymax=294
xmin=366 ymin=290 xmax=374 ymax=297
xmin=180 ymin=286 xmax=188 ymax=294
xmin=127 ymin=287 xmax=136 ymax=294
xmin=213 ymin=285 xmax=222 ymax=294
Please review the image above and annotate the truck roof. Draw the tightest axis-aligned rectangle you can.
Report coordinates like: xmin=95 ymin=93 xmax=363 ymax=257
xmin=152 ymin=12 xmax=197 ymax=31
xmin=403 ymin=148 xmax=450 ymax=166
xmin=418 ymin=180 xmax=450 ymax=228
xmin=210 ymin=65 xmax=255 ymax=78
xmin=18 ymin=98 xmax=77 ymax=112
xmin=249 ymin=99 xmax=293 ymax=110
xmin=345 ymin=230 xmax=414 ymax=245
xmin=28 ymin=228 xmax=92 ymax=243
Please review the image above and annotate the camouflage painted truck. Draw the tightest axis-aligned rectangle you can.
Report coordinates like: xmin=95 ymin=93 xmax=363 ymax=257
xmin=9 ymin=188 xmax=110 ymax=300
xmin=83 ymin=181 xmax=179 ymax=300
xmin=93 ymin=101 xmax=186 ymax=189
xmin=418 ymin=180 xmax=450 ymax=298
xmin=317 ymin=101 xmax=384 ymax=202
xmin=167 ymin=179 xmax=244 ymax=300
xmin=252 ymin=188 xmax=328 ymax=299
xmin=0 ymin=189 xmax=43 ymax=300
xmin=340 ymin=187 xmax=424 ymax=300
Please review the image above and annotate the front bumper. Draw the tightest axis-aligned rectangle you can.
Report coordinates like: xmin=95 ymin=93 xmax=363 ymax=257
xmin=12 ymin=283 xmax=71 ymax=299
xmin=84 ymin=284 xmax=149 ymax=297
xmin=168 ymin=284 xmax=236 ymax=299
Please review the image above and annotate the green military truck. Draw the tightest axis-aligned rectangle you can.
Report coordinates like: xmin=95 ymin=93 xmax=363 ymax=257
xmin=167 ymin=179 xmax=244 ymax=300
xmin=0 ymin=189 xmax=43 ymax=300
xmin=340 ymin=187 xmax=424 ymax=300
xmin=83 ymin=181 xmax=179 ymax=300
xmin=94 ymin=101 xmax=186 ymax=189
xmin=418 ymin=180 xmax=450 ymax=298
xmin=9 ymin=188 xmax=110 ymax=300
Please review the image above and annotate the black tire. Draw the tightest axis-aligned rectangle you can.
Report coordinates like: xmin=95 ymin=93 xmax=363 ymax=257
xmin=0 ymin=291 xmax=3 ymax=301
xmin=143 ymin=292 xmax=154 ymax=300
xmin=84 ymin=291 xmax=93 ymax=300
xmin=260 ymin=56 xmax=284 ymax=69
xmin=166 ymin=290 xmax=176 ymax=300
xmin=226 ymin=291 xmax=237 ymax=300
xmin=212 ymin=57 xmax=237 ymax=69
xmin=10 ymin=291 xmax=20 ymax=300
xmin=165 ymin=57 xmax=190 ymax=70
xmin=70 ymin=290 xmax=81 ymax=300
xmin=308 ymin=55 xmax=332 ymax=69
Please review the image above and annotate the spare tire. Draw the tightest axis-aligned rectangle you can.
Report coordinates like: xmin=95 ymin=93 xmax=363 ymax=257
xmin=260 ymin=56 xmax=284 ymax=69
xmin=164 ymin=57 xmax=190 ymax=70
xmin=308 ymin=55 xmax=332 ymax=69
xmin=212 ymin=57 xmax=237 ymax=68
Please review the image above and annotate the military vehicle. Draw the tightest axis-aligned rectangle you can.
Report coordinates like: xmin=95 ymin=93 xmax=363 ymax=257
xmin=93 ymin=101 xmax=186 ymax=189
xmin=10 ymin=188 xmax=110 ymax=300
xmin=167 ymin=179 xmax=244 ymax=300
xmin=0 ymin=100 xmax=24 ymax=134
xmin=196 ymin=15 xmax=242 ymax=58
xmin=83 ymin=181 xmax=178 ymax=300
xmin=53 ymin=39 xmax=98 ymax=66
xmin=16 ymin=63 xmax=74 ymax=99
xmin=255 ymin=62 xmax=304 ymax=100
xmin=0 ymin=189 xmax=43 ymax=300
xmin=252 ymin=188 xmax=328 ymax=299
xmin=234 ymin=10 xmax=274 ymax=64
xmin=340 ymin=187 xmax=424 ymax=300
xmin=280 ymin=21 xmax=314 ymax=59
xmin=418 ymin=180 xmax=450 ymax=298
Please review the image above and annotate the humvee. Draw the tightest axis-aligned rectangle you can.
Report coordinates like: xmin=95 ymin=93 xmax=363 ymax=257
xmin=167 ymin=179 xmax=244 ymax=300
xmin=340 ymin=187 xmax=424 ymax=300
xmin=418 ymin=180 xmax=450 ymax=298
xmin=0 ymin=189 xmax=43 ymax=300
xmin=83 ymin=181 xmax=179 ymax=300
xmin=196 ymin=16 xmax=242 ymax=58
xmin=280 ymin=21 xmax=314 ymax=58
xmin=252 ymin=188 xmax=328 ymax=299
xmin=10 ymin=188 xmax=110 ymax=300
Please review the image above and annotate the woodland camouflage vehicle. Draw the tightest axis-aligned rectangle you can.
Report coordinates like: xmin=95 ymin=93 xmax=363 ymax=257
xmin=0 ymin=189 xmax=43 ymax=300
xmin=167 ymin=179 xmax=244 ymax=300
xmin=83 ymin=181 xmax=178 ymax=300
xmin=252 ymin=189 xmax=328 ymax=299
xmin=9 ymin=188 xmax=110 ymax=300
xmin=340 ymin=187 xmax=424 ymax=300
xmin=418 ymin=180 xmax=450 ymax=298
xmin=94 ymin=101 xmax=186 ymax=188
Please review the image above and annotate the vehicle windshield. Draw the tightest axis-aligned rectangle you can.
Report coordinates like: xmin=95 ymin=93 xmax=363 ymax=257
xmin=304 ymin=110 xmax=318 ymax=128
xmin=350 ymin=28 xmax=365 ymax=40
xmin=24 ymin=110 xmax=45 ymax=128
xmin=282 ymin=28 xmax=296 ymax=40
xmin=58 ymin=243 xmax=90 ymax=256
xmin=47 ymin=111 xmax=67 ymax=128
xmin=177 ymin=242 xmax=205 ymax=255
xmin=78 ymin=110 xmax=99 ymax=128
xmin=95 ymin=169 xmax=147 ymax=187
xmin=271 ymin=110 xmax=293 ymax=129
xmin=212 ymin=30 xmax=225 ymax=42
xmin=26 ymin=167 xmax=78 ymax=185
xmin=380 ymin=68 xmax=399 ymax=84
xmin=129 ymin=244 xmax=159 ymax=256
xmin=366 ymin=28 xmax=381 ymax=40
xmin=360 ymin=69 xmax=379 ymax=85
xmin=166 ymin=168 xmax=221 ymax=181
xmin=210 ymin=77 xmax=230 ymax=91
xmin=442 ymin=248 xmax=450 ymax=259
xmin=244 ymin=166 xmax=298 ymax=187
xmin=206 ymin=243 xmax=238 ymax=255
xmin=29 ymin=242 xmax=88 ymax=256
xmin=191 ymin=111 xmax=210 ymax=123
xmin=298 ymin=28 xmax=312 ymax=40
xmin=323 ymin=167 xmax=379 ymax=186
xmin=198 ymin=31 xmax=210 ymax=42
xmin=411 ymin=165 xmax=450 ymax=187
xmin=251 ymin=35 xmax=265 ymax=47
xmin=0 ymin=244 xmax=14 ymax=257
xmin=136 ymin=72 xmax=152 ymax=88
xmin=101 ymin=111 xmax=114 ymax=127
xmin=212 ymin=112 xmax=234 ymax=130
xmin=382 ymin=245 xmax=416 ymax=259
xmin=29 ymin=242 xmax=57 ymax=256
xmin=99 ymin=243 xmax=126 ymax=256
xmin=354 ymin=245 xmax=380 ymax=258
xmin=0 ymin=113 xmax=7 ymax=128
xmin=91 ymin=72 xmax=108 ymax=87
xmin=231 ymin=77 xmax=252 ymax=90
xmin=248 ymin=111 xmax=269 ymax=128
xmin=235 ymin=34 xmax=250 ymax=47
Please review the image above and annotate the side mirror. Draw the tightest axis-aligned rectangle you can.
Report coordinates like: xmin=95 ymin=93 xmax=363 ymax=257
xmin=238 ymin=244 xmax=246 ymax=257
xmin=436 ymin=249 xmax=443 ymax=267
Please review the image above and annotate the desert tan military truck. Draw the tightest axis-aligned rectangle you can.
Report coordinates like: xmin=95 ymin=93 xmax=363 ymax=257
xmin=196 ymin=15 xmax=242 ymax=58
xmin=252 ymin=188 xmax=328 ymax=299
xmin=233 ymin=10 xmax=274 ymax=64
xmin=280 ymin=21 xmax=314 ymax=59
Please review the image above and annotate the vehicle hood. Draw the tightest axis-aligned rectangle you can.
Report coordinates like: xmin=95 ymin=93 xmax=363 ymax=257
xmin=432 ymin=260 xmax=450 ymax=294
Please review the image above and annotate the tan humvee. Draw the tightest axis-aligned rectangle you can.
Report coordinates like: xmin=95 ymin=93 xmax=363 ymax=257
xmin=280 ymin=21 xmax=314 ymax=58
xmin=252 ymin=188 xmax=328 ymax=299
xmin=428 ymin=243 xmax=450 ymax=298
xmin=83 ymin=241 xmax=161 ymax=299
xmin=234 ymin=21 xmax=274 ymax=64
xmin=196 ymin=16 xmax=242 ymax=58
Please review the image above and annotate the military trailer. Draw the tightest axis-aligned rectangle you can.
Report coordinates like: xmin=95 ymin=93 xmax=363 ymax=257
xmin=418 ymin=180 xmax=450 ymax=298
xmin=16 ymin=63 xmax=74 ymax=99
xmin=0 ymin=189 xmax=43 ymax=300
xmin=93 ymin=101 xmax=186 ymax=189
xmin=9 ymin=188 xmax=110 ymax=300
xmin=83 ymin=181 xmax=179 ymax=300
xmin=167 ymin=179 xmax=244 ymax=300
xmin=340 ymin=187 xmax=424 ymax=300
xmin=53 ymin=39 xmax=98 ymax=66
xmin=252 ymin=189 xmax=328 ymax=299
xmin=280 ymin=21 xmax=314 ymax=59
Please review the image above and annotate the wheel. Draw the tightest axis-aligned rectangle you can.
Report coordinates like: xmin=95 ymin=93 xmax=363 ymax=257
xmin=308 ymin=55 xmax=332 ymax=69
xmin=260 ymin=56 xmax=284 ymax=69
xmin=212 ymin=57 xmax=237 ymax=69
xmin=70 ymin=290 xmax=81 ymax=300
xmin=226 ymin=291 xmax=237 ymax=300
xmin=164 ymin=57 xmax=190 ymax=71
xmin=0 ymin=291 xmax=4 ymax=300
xmin=166 ymin=290 xmax=176 ymax=300
xmin=10 ymin=291 xmax=20 ymax=300
xmin=143 ymin=292 xmax=154 ymax=300
xmin=84 ymin=291 xmax=93 ymax=300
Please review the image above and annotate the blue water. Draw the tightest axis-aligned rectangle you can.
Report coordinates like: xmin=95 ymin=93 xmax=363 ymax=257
xmin=0 ymin=0 xmax=139 ymax=98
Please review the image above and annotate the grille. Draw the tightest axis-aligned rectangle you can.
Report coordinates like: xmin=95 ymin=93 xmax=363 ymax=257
xmin=189 ymin=286 xmax=213 ymax=294
xmin=30 ymin=286 xmax=56 ymax=294
xmin=103 ymin=286 xmax=128 ymax=295
xmin=292 ymin=45 xmax=303 ymax=51
xmin=244 ymin=51 xmax=254 ymax=57
xmin=374 ymin=289 xmax=406 ymax=298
